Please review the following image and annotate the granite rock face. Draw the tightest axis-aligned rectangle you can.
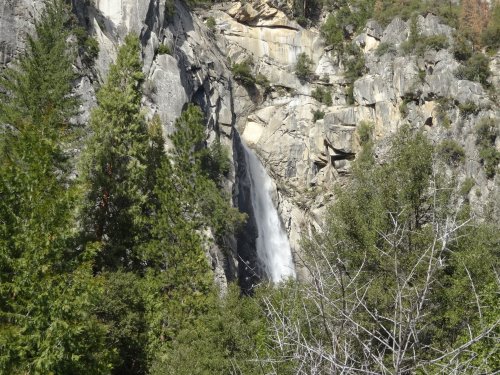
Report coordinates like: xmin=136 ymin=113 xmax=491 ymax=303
xmin=0 ymin=0 xmax=44 ymax=65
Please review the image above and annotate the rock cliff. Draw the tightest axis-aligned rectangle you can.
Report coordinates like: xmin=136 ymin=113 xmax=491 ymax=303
xmin=202 ymin=1 xmax=499 ymax=279
xmin=1 ymin=0 xmax=498 ymax=285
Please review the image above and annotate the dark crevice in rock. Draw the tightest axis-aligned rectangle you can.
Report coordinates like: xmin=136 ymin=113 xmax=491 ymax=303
xmin=232 ymin=131 xmax=261 ymax=295
xmin=244 ymin=24 xmax=299 ymax=31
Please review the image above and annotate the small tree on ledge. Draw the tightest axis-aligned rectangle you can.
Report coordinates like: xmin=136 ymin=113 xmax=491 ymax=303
xmin=295 ymin=52 xmax=313 ymax=81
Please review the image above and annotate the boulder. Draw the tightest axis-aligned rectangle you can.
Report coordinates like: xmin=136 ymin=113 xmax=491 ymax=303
xmin=381 ymin=17 xmax=408 ymax=46
xmin=366 ymin=20 xmax=383 ymax=40
xmin=227 ymin=0 xmax=298 ymax=28
xmin=354 ymin=74 xmax=395 ymax=105
xmin=324 ymin=106 xmax=376 ymax=126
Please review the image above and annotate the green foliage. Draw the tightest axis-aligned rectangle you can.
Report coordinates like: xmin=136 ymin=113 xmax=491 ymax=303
xmin=206 ymin=16 xmax=216 ymax=31
xmin=419 ymin=34 xmax=449 ymax=51
xmin=200 ymin=139 xmax=231 ymax=186
xmin=2 ymin=2 xmax=498 ymax=373
xmin=479 ymin=147 xmax=500 ymax=178
xmin=475 ymin=118 xmax=500 ymax=178
xmin=96 ymin=271 xmax=148 ymax=375
xmin=85 ymin=37 xmax=100 ymax=61
xmin=185 ymin=0 xmax=213 ymax=8
xmin=357 ymin=121 xmax=374 ymax=144
xmin=233 ymin=63 xmax=271 ymax=93
xmin=455 ymin=52 xmax=491 ymax=86
xmin=434 ymin=223 xmax=500 ymax=372
xmin=343 ymin=44 xmax=365 ymax=81
xmin=375 ymin=41 xmax=396 ymax=56
xmin=0 ymin=1 xmax=76 ymax=128
xmin=374 ymin=0 xmax=426 ymax=25
xmin=231 ymin=58 xmax=256 ymax=87
xmin=374 ymin=0 xmax=460 ymax=28
xmin=437 ymin=139 xmax=466 ymax=166
xmin=74 ymin=26 xmax=100 ymax=65
xmin=0 ymin=1 xmax=112 ymax=373
xmin=401 ymin=14 xmax=420 ymax=54
xmin=436 ymin=97 xmax=453 ymax=127
xmin=312 ymin=109 xmax=325 ymax=122
xmin=311 ymin=86 xmax=332 ymax=105
xmin=460 ymin=177 xmax=475 ymax=196
xmin=143 ymin=106 xmax=246 ymax=371
xmin=295 ymin=125 xmax=499 ymax=372
xmin=164 ymin=0 xmax=175 ymax=19
xmin=255 ymin=73 xmax=271 ymax=92
xmin=295 ymin=52 xmax=313 ymax=81
xmin=399 ymin=98 xmax=410 ymax=117
xmin=292 ymin=0 xmax=321 ymax=25
xmin=295 ymin=15 xmax=309 ymax=27
xmin=142 ymin=104 xmax=245 ymax=271
xmin=476 ymin=117 xmax=499 ymax=146
xmin=149 ymin=284 xmax=268 ymax=375
xmin=343 ymin=44 xmax=366 ymax=104
xmin=79 ymin=34 xmax=154 ymax=272
xmin=453 ymin=32 xmax=474 ymax=61
xmin=321 ymin=0 xmax=373 ymax=51
xmin=417 ymin=67 xmax=426 ymax=83
xmin=345 ymin=83 xmax=355 ymax=104
xmin=1 ymin=4 xmax=248 ymax=375
xmin=458 ymin=101 xmax=480 ymax=118
xmin=169 ymin=104 xmax=246 ymax=237
xmin=321 ymin=13 xmax=344 ymax=47
xmin=253 ymin=281 xmax=322 ymax=374
xmin=143 ymin=79 xmax=157 ymax=98
xmin=157 ymin=43 xmax=171 ymax=55
xmin=319 ymin=1 xmax=369 ymax=102
xmin=401 ymin=16 xmax=449 ymax=56
xmin=0 ymin=260 xmax=113 ymax=374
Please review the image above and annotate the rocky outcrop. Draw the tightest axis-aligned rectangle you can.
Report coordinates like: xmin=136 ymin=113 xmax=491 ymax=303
xmin=0 ymin=0 xmax=44 ymax=65
xmin=227 ymin=0 xmax=297 ymax=28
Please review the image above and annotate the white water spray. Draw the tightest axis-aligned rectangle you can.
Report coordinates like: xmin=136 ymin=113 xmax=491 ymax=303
xmin=243 ymin=143 xmax=296 ymax=282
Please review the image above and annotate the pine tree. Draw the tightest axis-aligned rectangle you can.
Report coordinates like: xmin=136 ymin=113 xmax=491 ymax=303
xmin=79 ymin=33 xmax=153 ymax=272
xmin=0 ymin=0 xmax=77 ymax=129
xmin=0 ymin=1 xmax=112 ymax=373
xmin=143 ymin=105 xmax=217 ymax=332
xmin=143 ymin=105 xmax=247 ymax=371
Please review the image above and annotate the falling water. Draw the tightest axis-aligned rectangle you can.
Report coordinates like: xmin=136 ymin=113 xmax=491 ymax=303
xmin=243 ymin=143 xmax=296 ymax=282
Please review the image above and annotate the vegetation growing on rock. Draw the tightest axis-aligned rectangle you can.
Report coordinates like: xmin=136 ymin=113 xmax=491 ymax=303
xmin=476 ymin=118 xmax=500 ymax=178
xmin=311 ymin=86 xmax=333 ymax=106
xmin=231 ymin=58 xmax=256 ymax=86
xmin=295 ymin=52 xmax=313 ymax=81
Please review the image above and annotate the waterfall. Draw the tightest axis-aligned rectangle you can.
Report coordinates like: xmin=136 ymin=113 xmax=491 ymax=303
xmin=242 ymin=143 xmax=296 ymax=282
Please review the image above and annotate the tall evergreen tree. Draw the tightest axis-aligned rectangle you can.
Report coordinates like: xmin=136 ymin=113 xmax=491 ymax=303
xmin=0 ymin=1 xmax=112 ymax=373
xmin=79 ymin=33 xmax=153 ymax=272
xmin=144 ymin=105 xmax=247 ymax=373
xmin=77 ymin=34 xmax=168 ymax=375
xmin=142 ymin=105 xmax=218 ymax=360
